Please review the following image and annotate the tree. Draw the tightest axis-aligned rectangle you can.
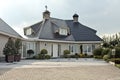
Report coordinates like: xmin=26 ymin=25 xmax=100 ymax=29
xmin=3 ymin=37 xmax=15 ymax=62
xmin=15 ymin=39 xmax=22 ymax=54
xmin=3 ymin=37 xmax=15 ymax=55
xmin=14 ymin=39 xmax=22 ymax=61
xmin=102 ymin=42 xmax=110 ymax=48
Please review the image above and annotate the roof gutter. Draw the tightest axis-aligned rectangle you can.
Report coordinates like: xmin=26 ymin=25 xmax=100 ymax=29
xmin=23 ymin=38 xmax=102 ymax=44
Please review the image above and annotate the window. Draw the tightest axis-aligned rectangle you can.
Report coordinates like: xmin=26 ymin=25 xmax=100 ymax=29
xmin=26 ymin=28 xmax=32 ymax=35
xmin=69 ymin=45 xmax=73 ymax=52
xmin=83 ymin=44 xmax=92 ymax=53
xmin=59 ymin=28 xmax=67 ymax=35
xmin=87 ymin=45 xmax=92 ymax=52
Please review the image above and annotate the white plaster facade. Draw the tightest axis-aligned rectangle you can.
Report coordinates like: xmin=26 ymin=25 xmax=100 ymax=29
xmin=0 ymin=34 xmax=8 ymax=57
xmin=22 ymin=39 xmax=101 ymax=58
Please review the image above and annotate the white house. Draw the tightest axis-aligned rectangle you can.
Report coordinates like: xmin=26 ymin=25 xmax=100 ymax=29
xmin=0 ymin=18 xmax=21 ymax=59
xmin=23 ymin=9 xmax=102 ymax=58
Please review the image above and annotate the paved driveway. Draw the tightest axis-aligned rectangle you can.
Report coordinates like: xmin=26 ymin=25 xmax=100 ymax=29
xmin=0 ymin=58 xmax=120 ymax=80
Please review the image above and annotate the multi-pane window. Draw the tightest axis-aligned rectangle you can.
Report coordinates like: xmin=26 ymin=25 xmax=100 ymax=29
xmin=59 ymin=28 xmax=67 ymax=35
xmin=83 ymin=44 xmax=92 ymax=53
xmin=26 ymin=28 xmax=32 ymax=35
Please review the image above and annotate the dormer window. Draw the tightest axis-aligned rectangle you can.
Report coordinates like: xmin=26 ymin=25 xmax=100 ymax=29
xmin=26 ymin=28 xmax=32 ymax=35
xmin=59 ymin=28 xmax=67 ymax=35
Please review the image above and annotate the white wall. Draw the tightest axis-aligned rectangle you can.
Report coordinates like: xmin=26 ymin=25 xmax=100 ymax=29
xmin=60 ymin=43 xmax=69 ymax=55
xmin=39 ymin=42 xmax=52 ymax=55
xmin=22 ymin=41 xmax=101 ymax=58
xmin=0 ymin=34 xmax=8 ymax=57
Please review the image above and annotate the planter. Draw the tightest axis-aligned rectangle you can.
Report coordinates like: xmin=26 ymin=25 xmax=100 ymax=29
xmin=5 ymin=55 xmax=14 ymax=63
xmin=14 ymin=54 xmax=21 ymax=62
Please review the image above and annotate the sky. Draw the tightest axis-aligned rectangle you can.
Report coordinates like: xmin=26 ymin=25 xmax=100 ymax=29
xmin=0 ymin=0 xmax=120 ymax=37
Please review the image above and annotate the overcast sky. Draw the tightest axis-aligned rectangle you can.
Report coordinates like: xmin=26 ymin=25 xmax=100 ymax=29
xmin=0 ymin=0 xmax=120 ymax=37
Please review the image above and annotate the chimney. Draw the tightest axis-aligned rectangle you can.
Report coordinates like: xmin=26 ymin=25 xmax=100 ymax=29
xmin=43 ymin=10 xmax=50 ymax=19
xmin=43 ymin=5 xmax=50 ymax=19
xmin=73 ymin=14 xmax=79 ymax=22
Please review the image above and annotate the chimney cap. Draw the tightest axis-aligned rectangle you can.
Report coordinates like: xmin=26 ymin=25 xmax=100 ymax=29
xmin=43 ymin=10 xmax=50 ymax=14
xmin=73 ymin=14 xmax=79 ymax=17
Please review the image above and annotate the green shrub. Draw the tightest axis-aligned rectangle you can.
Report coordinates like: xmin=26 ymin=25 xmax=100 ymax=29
xmin=75 ymin=53 xmax=79 ymax=58
xmin=40 ymin=49 xmax=48 ymax=54
xmin=33 ymin=55 xmax=39 ymax=59
xmin=84 ymin=53 xmax=88 ymax=57
xmin=40 ymin=49 xmax=48 ymax=59
xmin=115 ymin=47 xmax=120 ymax=58
xmin=102 ymin=48 xmax=110 ymax=56
xmin=115 ymin=64 xmax=120 ymax=68
xmin=27 ymin=49 xmax=34 ymax=58
xmin=79 ymin=53 xmax=85 ymax=58
xmin=94 ymin=56 xmax=103 ymax=59
xmin=70 ymin=54 xmax=76 ymax=58
xmin=103 ymin=55 xmax=110 ymax=61
xmin=45 ymin=55 xmax=51 ymax=59
xmin=3 ymin=37 xmax=15 ymax=55
xmin=93 ymin=48 xmax=103 ymax=57
xmin=63 ymin=50 xmax=70 ymax=55
xmin=63 ymin=50 xmax=70 ymax=58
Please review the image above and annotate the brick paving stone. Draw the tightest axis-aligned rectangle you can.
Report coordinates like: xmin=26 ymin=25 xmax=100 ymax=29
xmin=0 ymin=59 xmax=120 ymax=80
xmin=0 ymin=65 xmax=120 ymax=80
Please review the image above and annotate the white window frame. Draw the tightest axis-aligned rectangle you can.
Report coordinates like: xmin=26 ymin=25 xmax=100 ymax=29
xmin=59 ymin=28 xmax=67 ymax=35
xmin=26 ymin=28 xmax=32 ymax=35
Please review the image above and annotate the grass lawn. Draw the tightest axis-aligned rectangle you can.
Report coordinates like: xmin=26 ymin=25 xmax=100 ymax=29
xmin=115 ymin=64 xmax=120 ymax=68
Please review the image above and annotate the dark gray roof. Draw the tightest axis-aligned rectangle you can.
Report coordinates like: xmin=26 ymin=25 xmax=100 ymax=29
xmin=0 ymin=18 xmax=21 ymax=38
xmin=24 ymin=17 xmax=102 ymax=41
xmin=66 ymin=20 xmax=102 ymax=41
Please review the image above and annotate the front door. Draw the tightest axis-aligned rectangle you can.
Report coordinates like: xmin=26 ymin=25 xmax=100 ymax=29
xmin=53 ymin=44 xmax=58 ymax=57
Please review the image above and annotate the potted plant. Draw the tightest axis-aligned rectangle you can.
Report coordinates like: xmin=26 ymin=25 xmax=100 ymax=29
xmin=14 ymin=39 xmax=22 ymax=62
xmin=3 ymin=37 xmax=15 ymax=62
xmin=40 ymin=49 xmax=48 ymax=59
xmin=27 ymin=49 xmax=34 ymax=58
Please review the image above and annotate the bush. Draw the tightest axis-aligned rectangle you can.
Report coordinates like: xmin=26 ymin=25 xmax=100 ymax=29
xmin=34 ymin=54 xmax=40 ymax=59
xmin=115 ymin=64 xmax=120 ymax=68
xmin=102 ymin=48 xmax=110 ymax=56
xmin=94 ymin=56 xmax=103 ymax=59
xmin=107 ymin=58 xmax=120 ymax=64
xmin=27 ymin=49 xmax=34 ymax=57
xmin=115 ymin=59 xmax=120 ymax=64
xmin=115 ymin=47 xmax=120 ymax=58
xmin=75 ymin=53 xmax=79 ymax=58
xmin=79 ymin=53 xmax=85 ymax=58
xmin=40 ymin=49 xmax=48 ymax=54
xmin=45 ymin=55 xmax=51 ymax=59
xmin=63 ymin=50 xmax=70 ymax=55
xmin=84 ymin=53 xmax=88 ymax=57
xmin=63 ymin=50 xmax=70 ymax=58
xmin=70 ymin=54 xmax=76 ymax=58
xmin=103 ymin=55 xmax=110 ymax=61
xmin=33 ymin=54 xmax=51 ymax=59
xmin=39 ymin=49 xmax=48 ymax=59
xmin=3 ymin=37 xmax=15 ymax=55
xmin=93 ymin=48 xmax=103 ymax=57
